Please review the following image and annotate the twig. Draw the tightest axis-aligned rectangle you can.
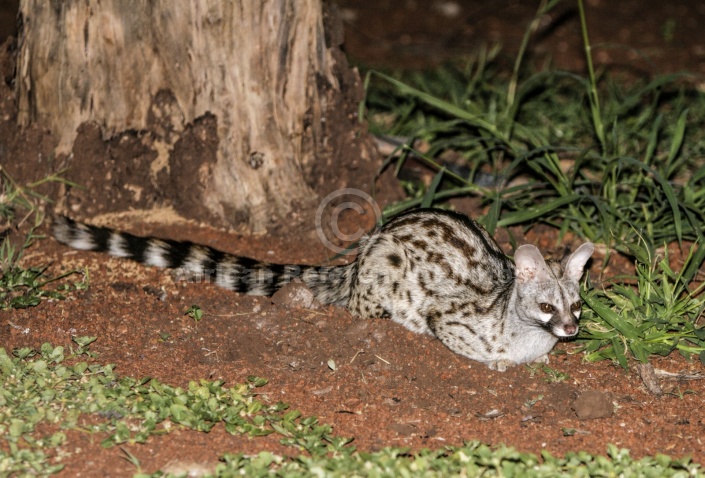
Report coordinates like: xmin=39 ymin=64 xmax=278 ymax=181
xmin=374 ymin=354 xmax=390 ymax=365
xmin=653 ymin=369 xmax=704 ymax=381
xmin=349 ymin=349 xmax=364 ymax=364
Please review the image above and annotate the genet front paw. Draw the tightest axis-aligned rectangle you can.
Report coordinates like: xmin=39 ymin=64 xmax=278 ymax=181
xmin=533 ymin=354 xmax=550 ymax=365
xmin=488 ymin=359 xmax=516 ymax=372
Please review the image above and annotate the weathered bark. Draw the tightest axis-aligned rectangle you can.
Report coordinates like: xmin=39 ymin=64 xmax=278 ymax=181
xmin=16 ymin=0 xmax=348 ymax=233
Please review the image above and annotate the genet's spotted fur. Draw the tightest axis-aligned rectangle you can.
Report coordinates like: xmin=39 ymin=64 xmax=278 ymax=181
xmin=54 ymin=209 xmax=593 ymax=371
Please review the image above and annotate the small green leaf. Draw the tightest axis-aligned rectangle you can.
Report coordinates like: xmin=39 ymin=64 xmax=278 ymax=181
xmin=73 ymin=336 xmax=97 ymax=347
xmin=247 ymin=376 xmax=268 ymax=387
xmin=185 ymin=305 xmax=203 ymax=322
xmin=694 ymin=328 xmax=705 ymax=341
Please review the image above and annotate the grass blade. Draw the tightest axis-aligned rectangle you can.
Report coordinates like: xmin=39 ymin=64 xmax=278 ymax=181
xmin=582 ymin=292 xmax=640 ymax=341
xmin=666 ymin=109 xmax=688 ymax=176
xmin=368 ymin=71 xmax=507 ymax=142
xmin=618 ymin=157 xmax=682 ymax=244
xmin=496 ymin=195 xmax=581 ymax=228
xmin=421 ymin=168 xmax=446 ymax=209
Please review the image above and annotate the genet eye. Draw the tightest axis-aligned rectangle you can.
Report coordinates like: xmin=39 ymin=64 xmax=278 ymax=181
xmin=539 ymin=303 xmax=555 ymax=313
xmin=571 ymin=301 xmax=582 ymax=311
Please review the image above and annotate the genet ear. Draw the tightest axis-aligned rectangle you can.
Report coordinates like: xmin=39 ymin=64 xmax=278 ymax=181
xmin=563 ymin=242 xmax=594 ymax=281
xmin=514 ymin=244 xmax=550 ymax=283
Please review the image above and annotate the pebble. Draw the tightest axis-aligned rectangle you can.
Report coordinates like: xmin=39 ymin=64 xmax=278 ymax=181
xmin=572 ymin=390 xmax=614 ymax=419
xmin=271 ymin=282 xmax=320 ymax=309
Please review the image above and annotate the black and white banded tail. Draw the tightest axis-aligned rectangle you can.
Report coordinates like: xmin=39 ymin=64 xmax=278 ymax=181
xmin=52 ymin=216 xmax=354 ymax=305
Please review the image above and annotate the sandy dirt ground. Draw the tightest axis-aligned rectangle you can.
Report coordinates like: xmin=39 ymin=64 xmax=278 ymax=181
xmin=2 ymin=0 xmax=705 ymax=474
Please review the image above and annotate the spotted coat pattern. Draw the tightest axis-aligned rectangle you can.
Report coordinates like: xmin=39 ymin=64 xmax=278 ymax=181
xmin=53 ymin=209 xmax=594 ymax=371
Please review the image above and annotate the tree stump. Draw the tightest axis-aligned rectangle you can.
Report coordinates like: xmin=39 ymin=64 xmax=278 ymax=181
xmin=16 ymin=0 xmax=370 ymax=232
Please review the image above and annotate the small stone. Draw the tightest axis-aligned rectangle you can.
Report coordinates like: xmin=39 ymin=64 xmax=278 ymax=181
xmin=389 ymin=423 xmax=417 ymax=435
xmin=344 ymin=320 xmax=371 ymax=344
xmin=476 ymin=409 xmax=504 ymax=420
xmin=572 ymin=390 xmax=613 ymax=419
xmin=271 ymin=282 xmax=320 ymax=309
xmin=142 ymin=285 xmax=167 ymax=300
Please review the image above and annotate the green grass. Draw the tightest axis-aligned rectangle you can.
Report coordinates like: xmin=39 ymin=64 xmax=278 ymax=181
xmin=363 ymin=0 xmax=705 ymax=369
xmin=0 ymin=341 xmax=344 ymax=474
xmin=1 ymin=343 xmax=701 ymax=476
xmin=581 ymin=240 xmax=705 ymax=368
xmin=0 ymin=168 xmax=85 ymax=309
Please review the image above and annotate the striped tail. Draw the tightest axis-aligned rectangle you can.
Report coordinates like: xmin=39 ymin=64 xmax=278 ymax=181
xmin=52 ymin=216 xmax=354 ymax=305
